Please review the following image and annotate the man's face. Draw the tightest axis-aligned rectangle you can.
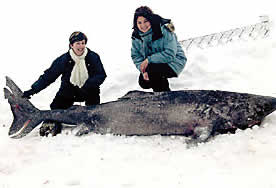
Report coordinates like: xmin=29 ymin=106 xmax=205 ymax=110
xmin=70 ymin=40 xmax=86 ymax=56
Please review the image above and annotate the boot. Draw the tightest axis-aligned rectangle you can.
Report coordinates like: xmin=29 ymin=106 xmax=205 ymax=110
xmin=51 ymin=122 xmax=62 ymax=136
xmin=39 ymin=122 xmax=62 ymax=137
xmin=39 ymin=122 xmax=53 ymax=136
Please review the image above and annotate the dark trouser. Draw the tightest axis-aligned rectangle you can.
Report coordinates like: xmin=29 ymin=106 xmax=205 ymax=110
xmin=43 ymin=88 xmax=100 ymax=124
xmin=139 ymin=63 xmax=177 ymax=92
xmin=50 ymin=89 xmax=100 ymax=109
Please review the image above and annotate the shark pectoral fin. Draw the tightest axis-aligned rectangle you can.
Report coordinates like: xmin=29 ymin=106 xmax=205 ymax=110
xmin=74 ymin=124 xmax=90 ymax=136
xmin=185 ymin=125 xmax=212 ymax=147
xmin=193 ymin=124 xmax=213 ymax=142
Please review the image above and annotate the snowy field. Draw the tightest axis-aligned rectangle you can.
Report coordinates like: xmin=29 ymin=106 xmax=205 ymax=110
xmin=1 ymin=0 xmax=276 ymax=187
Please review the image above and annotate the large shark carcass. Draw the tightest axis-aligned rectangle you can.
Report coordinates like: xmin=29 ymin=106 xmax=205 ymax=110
xmin=4 ymin=76 xmax=276 ymax=142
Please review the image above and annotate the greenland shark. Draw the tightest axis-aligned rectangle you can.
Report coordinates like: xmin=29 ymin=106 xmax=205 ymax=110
xmin=4 ymin=76 xmax=276 ymax=142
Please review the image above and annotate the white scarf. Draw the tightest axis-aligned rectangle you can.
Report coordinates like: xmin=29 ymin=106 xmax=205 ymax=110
xmin=69 ymin=48 xmax=89 ymax=88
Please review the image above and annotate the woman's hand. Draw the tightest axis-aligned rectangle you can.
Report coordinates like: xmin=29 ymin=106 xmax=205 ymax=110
xmin=140 ymin=59 xmax=149 ymax=73
xmin=143 ymin=72 xmax=149 ymax=81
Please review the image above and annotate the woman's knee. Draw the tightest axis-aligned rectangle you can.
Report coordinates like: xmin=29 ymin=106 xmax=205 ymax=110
xmin=138 ymin=74 xmax=151 ymax=89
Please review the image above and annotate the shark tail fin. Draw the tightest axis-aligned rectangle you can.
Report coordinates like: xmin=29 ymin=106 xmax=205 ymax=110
xmin=4 ymin=76 xmax=43 ymax=138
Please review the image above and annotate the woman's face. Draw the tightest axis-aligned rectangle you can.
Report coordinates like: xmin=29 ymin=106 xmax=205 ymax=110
xmin=137 ymin=16 xmax=151 ymax=33
xmin=70 ymin=40 xmax=86 ymax=56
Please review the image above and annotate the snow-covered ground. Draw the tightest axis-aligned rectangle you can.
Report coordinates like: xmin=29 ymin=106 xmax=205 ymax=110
xmin=1 ymin=0 xmax=276 ymax=187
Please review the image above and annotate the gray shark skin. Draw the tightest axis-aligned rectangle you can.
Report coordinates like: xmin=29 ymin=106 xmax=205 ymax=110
xmin=4 ymin=76 xmax=276 ymax=142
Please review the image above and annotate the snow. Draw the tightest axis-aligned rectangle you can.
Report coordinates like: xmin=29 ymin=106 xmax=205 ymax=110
xmin=1 ymin=0 xmax=276 ymax=187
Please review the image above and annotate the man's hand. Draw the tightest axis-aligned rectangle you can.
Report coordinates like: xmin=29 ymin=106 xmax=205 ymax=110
xmin=22 ymin=89 xmax=36 ymax=99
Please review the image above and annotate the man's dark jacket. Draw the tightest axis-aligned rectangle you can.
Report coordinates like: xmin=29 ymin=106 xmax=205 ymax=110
xmin=31 ymin=48 xmax=106 ymax=99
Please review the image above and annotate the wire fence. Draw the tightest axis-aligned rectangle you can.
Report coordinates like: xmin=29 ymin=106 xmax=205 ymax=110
xmin=179 ymin=16 xmax=271 ymax=51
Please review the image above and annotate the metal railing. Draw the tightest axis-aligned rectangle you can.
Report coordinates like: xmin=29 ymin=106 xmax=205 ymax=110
xmin=179 ymin=16 xmax=271 ymax=51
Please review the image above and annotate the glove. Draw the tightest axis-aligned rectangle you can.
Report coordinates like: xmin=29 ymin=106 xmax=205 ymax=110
xmin=22 ymin=89 xmax=36 ymax=99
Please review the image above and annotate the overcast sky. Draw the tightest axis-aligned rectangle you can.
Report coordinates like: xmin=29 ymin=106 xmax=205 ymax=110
xmin=0 ymin=0 xmax=274 ymax=91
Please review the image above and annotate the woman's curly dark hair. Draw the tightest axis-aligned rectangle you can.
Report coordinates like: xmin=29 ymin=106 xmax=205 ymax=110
xmin=132 ymin=6 xmax=154 ymax=31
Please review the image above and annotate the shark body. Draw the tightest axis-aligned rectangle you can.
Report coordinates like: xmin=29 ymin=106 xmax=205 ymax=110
xmin=4 ymin=76 xmax=276 ymax=142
